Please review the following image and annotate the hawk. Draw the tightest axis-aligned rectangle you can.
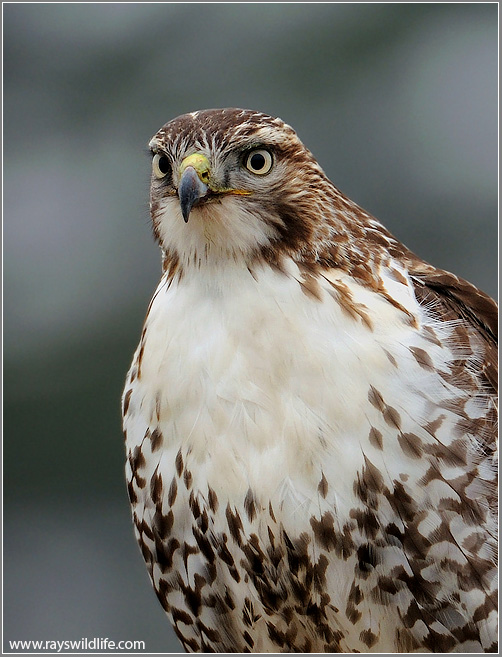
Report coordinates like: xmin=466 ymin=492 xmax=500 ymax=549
xmin=122 ymin=109 xmax=497 ymax=653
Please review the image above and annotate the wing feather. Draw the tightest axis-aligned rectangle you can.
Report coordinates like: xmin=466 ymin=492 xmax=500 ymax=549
xmin=409 ymin=263 xmax=497 ymax=393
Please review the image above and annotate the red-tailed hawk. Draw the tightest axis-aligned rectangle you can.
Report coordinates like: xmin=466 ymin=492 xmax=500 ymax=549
xmin=122 ymin=109 xmax=497 ymax=652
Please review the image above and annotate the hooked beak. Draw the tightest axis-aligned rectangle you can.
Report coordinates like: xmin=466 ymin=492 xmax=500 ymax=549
xmin=178 ymin=153 xmax=210 ymax=223
xmin=178 ymin=167 xmax=208 ymax=223
xmin=177 ymin=152 xmax=251 ymax=223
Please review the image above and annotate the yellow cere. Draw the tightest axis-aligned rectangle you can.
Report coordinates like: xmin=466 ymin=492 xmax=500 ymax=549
xmin=179 ymin=152 xmax=251 ymax=196
xmin=179 ymin=153 xmax=211 ymax=181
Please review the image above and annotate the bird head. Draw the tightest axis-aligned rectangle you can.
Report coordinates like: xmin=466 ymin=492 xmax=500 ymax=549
xmin=148 ymin=108 xmax=342 ymax=273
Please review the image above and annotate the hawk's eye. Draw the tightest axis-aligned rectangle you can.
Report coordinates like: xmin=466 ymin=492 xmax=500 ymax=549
xmin=152 ymin=153 xmax=171 ymax=179
xmin=244 ymin=149 xmax=273 ymax=175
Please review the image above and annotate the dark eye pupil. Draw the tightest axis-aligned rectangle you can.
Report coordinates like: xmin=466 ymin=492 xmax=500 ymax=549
xmin=250 ymin=153 xmax=265 ymax=170
xmin=158 ymin=155 xmax=170 ymax=174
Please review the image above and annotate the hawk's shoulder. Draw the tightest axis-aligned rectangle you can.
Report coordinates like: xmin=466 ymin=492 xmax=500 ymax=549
xmin=408 ymin=261 xmax=497 ymax=391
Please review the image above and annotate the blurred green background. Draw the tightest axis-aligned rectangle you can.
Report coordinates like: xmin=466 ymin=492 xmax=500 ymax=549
xmin=3 ymin=3 xmax=497 ymax=653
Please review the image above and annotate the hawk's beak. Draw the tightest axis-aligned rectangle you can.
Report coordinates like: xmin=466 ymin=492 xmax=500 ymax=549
xmin=178 ymin=154 xmax=210 ymax=223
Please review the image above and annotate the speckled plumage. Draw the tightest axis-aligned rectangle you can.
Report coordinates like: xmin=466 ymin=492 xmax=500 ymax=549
xmin=122 ymin=109 xmax=497 ymax=653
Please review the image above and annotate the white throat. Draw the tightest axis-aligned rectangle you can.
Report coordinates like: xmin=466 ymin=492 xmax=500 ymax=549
xmin=154 ymin=196 xmax=281 ymax=270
